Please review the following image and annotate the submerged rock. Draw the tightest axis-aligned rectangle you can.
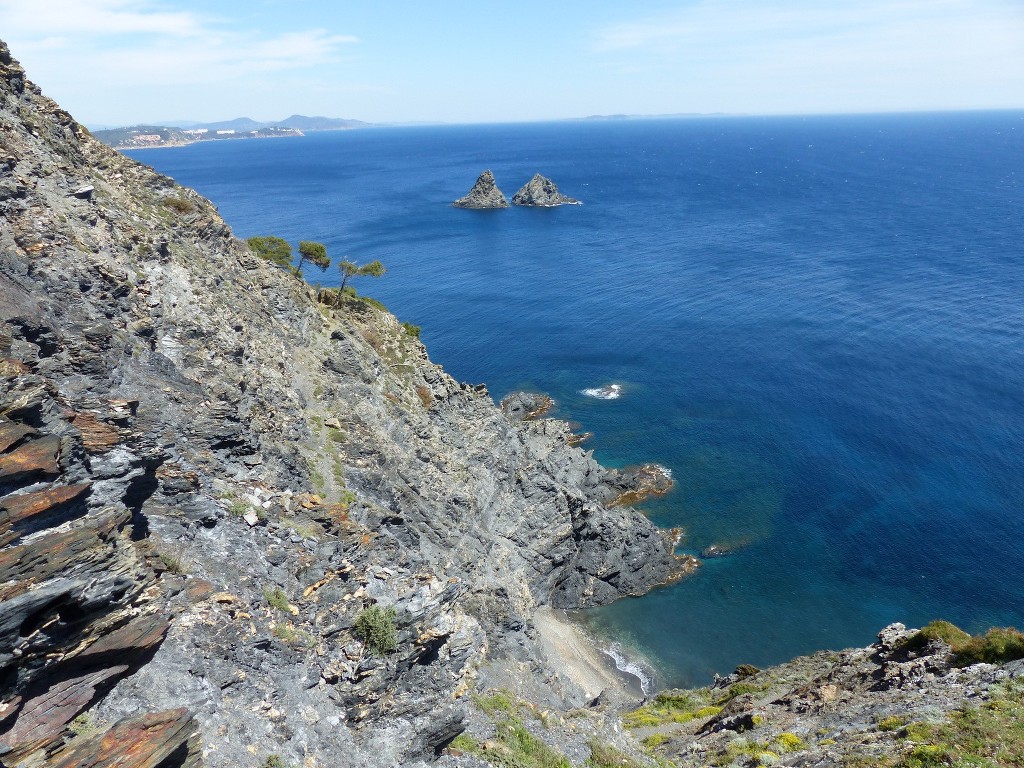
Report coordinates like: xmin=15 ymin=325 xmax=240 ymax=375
xmin=453 ymin=169 xmax=509 ymax=209
xmin=512 ymin=173 xmax=580 ymax=206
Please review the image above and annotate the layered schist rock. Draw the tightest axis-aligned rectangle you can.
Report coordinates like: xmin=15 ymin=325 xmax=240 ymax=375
xmin=0 ymin=365 xmax=196 ymax=767
xmin=0 ymin=40 xmax=687 ymax=767
xmin=452 ymin=169 xmax=509 ymax=208
xmin=511 ymin=173 xmax=580 ymax=206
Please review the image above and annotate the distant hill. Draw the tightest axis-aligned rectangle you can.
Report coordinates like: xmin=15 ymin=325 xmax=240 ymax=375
xmin=91 ymin=114 xmax=371 ymax=150
xmin=273 ymin=114 xmax=371 ymax=131
xmin=195 ymin=116 xmax=266 ymax=132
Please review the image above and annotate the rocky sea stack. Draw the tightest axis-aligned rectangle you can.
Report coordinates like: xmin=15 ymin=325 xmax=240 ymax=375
xmin=452 ymin=169 xmax=508 ymax=209
xmin=512 ymin=173 xmax=580 ymax=206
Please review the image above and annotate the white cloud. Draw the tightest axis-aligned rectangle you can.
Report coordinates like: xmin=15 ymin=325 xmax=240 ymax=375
xmin=0 ymin=0 xmax=204 ymax=37
xmin=590 ymin=0 xmax=1024 ymax=112
xmin=0 ymin=0 xmax=360 ymax=123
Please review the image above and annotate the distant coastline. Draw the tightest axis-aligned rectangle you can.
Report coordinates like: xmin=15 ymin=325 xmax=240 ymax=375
xmin=93 ymin=114 xmax=370 ymax=150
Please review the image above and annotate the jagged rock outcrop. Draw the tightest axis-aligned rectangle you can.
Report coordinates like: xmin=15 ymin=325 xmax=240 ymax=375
xmin=452 ymin=170 xmax=508 ymax=209
xmin=632 ymin=623 xmax=1024 ymax=767
xmin=0 ymin=40 xmax=685 ymax=767
xmin=511 ymin=174 xmax=580 ymax=206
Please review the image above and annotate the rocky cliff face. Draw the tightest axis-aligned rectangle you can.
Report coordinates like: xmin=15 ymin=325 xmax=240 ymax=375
xmin=452 ymin=170 xmax=508 ymax=209
xmin=3 ymin=40 xmax=1019 ymax=768
xmin=511 ymin=174 xmax=580 ymax=207
xmin=0 ymin=41 xmax=686 ymax=767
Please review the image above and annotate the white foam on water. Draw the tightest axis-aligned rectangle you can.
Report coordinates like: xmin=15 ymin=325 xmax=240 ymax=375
xmin=602 ymin=642 xmax=653 ymax=695
xmin=580 ymin=383 xmax=623 ymax=400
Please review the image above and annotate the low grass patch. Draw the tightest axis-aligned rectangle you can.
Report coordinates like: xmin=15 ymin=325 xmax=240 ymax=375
xmin=710 ymin=733 xmax=805 ymax=766
xmin=272 ymin=623 xmax=313 ymax=646
xmin=846 ymin=683 xmax=1024 ymax=768
xmin=227 ymin=500 xmax=249 ymax=516
xmin=641 ymin=733 xmax=670 ymax=750
xmin=67 ymin=712 xmax=99 ymax=738
xmin=415 ymin=385 xmax=433 ymax=408
xmin=878 ymin=715 xmax=908 ymax=732
xmin=451 ymin=690 xmax=572 ymax=768
xmin=587 ymin=740 xmax=645 ymax=768
xmin=475 ymin=690 xmax=520 ymax=718
xmin=289 ymin=519 xmax=323 ymax=540
xmin=156 ymin=547 xmax=186 ymax=575
xmin=624 ymin=681 xmax=773 ymax=729
xmin=895 ymin=684 xmax=1024 ymax=767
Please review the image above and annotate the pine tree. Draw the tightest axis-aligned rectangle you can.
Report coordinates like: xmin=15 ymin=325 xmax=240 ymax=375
xmin=297 ymin=240 xmax=330 ymax=273
xmin=336 ymin=259 xmax=386 ymax=306
xmin=246 ymin=236 xmax=292 ymax=268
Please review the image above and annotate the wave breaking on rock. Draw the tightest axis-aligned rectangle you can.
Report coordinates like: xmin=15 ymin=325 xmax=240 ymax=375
xmin=581 ymin=383 xmax=623 ymax=399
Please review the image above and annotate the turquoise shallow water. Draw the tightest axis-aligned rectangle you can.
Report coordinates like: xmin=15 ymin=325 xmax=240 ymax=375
xmin=128 ymin=111 xmax=1024 ymax=687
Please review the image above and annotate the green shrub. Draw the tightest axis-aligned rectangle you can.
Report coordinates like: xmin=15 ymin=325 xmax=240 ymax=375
xmin=354 ymin=604 xmax=398 ymax=655
xmin=401 ymin=321 xmax=421 ymax=338
xmin=902 ymin=620 xmax=972 ymax=652
xmin=264 ymin=587 xmax=291 ymax=613
xmin=247 ymin=236 xmax=292 ymax=269
xmin=903 ymin=621 xmax=1024 ymax=667
xmin=161 ymin=194 xmax=194 ymax=214
xmin=954 ymin=627 xmax=1024 ymax=666
xmin=734 ymin=663 xmax=761 ymax=678
xmin=774 ymin=733 xmax=804 ymax=753
xmin=227 ymin=499 xmax=250 ymax=516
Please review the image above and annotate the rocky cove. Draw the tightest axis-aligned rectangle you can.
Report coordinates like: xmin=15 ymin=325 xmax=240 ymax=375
xmin=1 ymin=39 xmax=1023 ymax=768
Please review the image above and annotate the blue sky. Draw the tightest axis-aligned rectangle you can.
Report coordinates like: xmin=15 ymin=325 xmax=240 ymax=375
xmin=0 ymin=0 xmax=1021 ymax=126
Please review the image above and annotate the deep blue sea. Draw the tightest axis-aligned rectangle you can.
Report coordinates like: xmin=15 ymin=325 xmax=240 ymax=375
xmin=127 ymin=112 xmax=1024 ymax=688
